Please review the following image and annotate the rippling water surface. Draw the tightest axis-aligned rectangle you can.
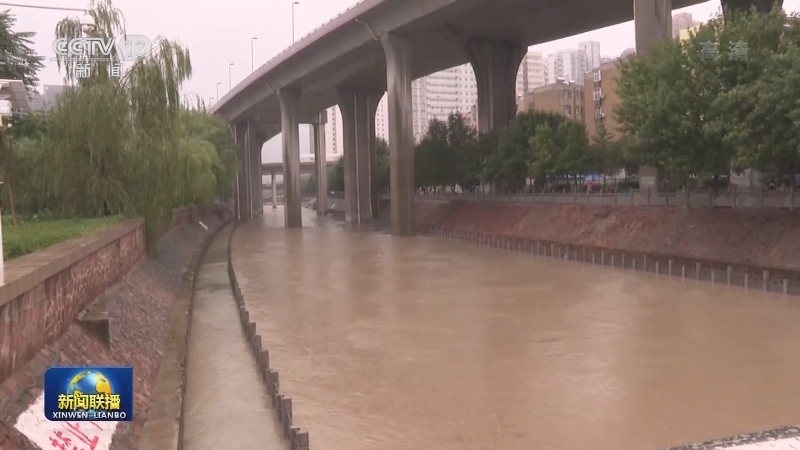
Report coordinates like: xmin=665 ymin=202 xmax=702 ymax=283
xmin=231 ymin=207 xmax=800 ymax=450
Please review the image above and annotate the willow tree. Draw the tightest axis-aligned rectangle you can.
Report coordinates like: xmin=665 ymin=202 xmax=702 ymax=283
xmin=48 ymin=0 xmax=194 ymax=237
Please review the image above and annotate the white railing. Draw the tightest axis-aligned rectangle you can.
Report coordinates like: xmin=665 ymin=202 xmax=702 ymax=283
xmin=417 ymin=188 xmax=798 ymax=210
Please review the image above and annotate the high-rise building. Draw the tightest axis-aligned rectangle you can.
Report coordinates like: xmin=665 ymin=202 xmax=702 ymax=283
xmin=545 ymin=50 xmax=589 ymax=85
xmin=412 ymin=63 xmax=477 ymax=139
xmin=375 ymin=96 xmax=388 ymax=141
xmin=516 ymin=51 xmax=546 ymax=110
xmin=579 ymin=41 xmax=602 ymax=71
xmin=320 ymin=49 xmax=543 ymax=148
xmin=672 ymin=12 xmax=702 ymax=38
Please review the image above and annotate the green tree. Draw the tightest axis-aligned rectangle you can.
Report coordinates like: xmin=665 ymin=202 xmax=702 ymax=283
xmin=529 ymin=120 xmax=590 ymax=191
xmin=500 ymin=110 xmax=565 ymax=191
xmin=46 ymin=0 xmax=206 ymax=241
xmin=0 ymin=10 xmax=45 ymax=223
xmin=375 ymin=137 xmax=390 ymax=193
xmin=328 ymin=157 xmax=344 ymax=193
xmin=711 ymin=6 xmax=800 ymax=180
xmin=414 ymin=118 xmax=449 ymax=191
xmin=0 ymin=10 xmax=44 ymax=90
xmin=616 ymin=32 xmax=727 ymax=189
xmin=590 ymin=127 xmax=624 ymax=186
xmin=445 ymin=112 xmax=475 ymax=190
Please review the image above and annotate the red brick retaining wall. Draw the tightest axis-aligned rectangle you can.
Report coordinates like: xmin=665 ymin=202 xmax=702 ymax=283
xmin=0 ymin=204 xmax=219 ymax=387
xmin=0 ymin=221 xmax=145 ymax=386
xmin=0 ymin=206 xmax=233 ymax=450
xmin=416 ymin=200 xmax=800 ymax=295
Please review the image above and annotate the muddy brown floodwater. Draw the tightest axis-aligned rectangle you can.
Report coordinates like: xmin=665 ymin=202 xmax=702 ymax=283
xmin=231 ymin=206 xmax=800 ymax=450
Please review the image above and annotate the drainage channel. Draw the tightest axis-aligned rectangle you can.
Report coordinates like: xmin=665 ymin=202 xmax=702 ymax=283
xmin=182 ymin=225 xmax=285 ymax=450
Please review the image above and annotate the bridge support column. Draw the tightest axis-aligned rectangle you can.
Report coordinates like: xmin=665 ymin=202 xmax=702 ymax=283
xmin=251 ymin=133 xmax=265 ymax=216
xmin=337 ymin=88 xmax=381 ymax=223
xmin=271 ymin=170 xmax=277 ymax=209
xmin=369 ymin=101 xmax=381 ymax=220
xmin=381 ymin=33 xmax=415 ymax=236
xmin=312 ymin=111 xmax=328 ymax=215
xmin=466 ymin=38 xmax=526 ymax=134
xmin=233 ymin=121 xmax=252 ymax=222
xmin=634 ymin=0 xmax=672 ymax=191
xmin=277 ymin=88 xmax=302 ymax=228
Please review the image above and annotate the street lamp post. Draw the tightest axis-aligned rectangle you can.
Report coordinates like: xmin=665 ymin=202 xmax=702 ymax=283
xmin=292 ymin=1 xmax=299 ymax=43
xmin=216 ymin=82 xmax=221 ymax=100
xmin=228 ymin=63 xmax=234 ymax=91
xmin=251 ymin=37 xmax=257 ymax=73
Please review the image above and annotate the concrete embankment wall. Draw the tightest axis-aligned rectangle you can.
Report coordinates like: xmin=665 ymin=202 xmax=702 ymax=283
xmin=416 ymin=200 xmax=800 ymax=294
xmin=0 ymin=204 xmax=233 ymax=449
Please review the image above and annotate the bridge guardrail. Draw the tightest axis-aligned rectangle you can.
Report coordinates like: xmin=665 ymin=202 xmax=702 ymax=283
xmin=261 ymin=1 xmax=367 ymax=68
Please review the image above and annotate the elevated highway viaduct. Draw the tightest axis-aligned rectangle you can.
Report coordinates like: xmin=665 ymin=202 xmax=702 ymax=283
xmin=213 ymin=0 xmax=777 ymax=235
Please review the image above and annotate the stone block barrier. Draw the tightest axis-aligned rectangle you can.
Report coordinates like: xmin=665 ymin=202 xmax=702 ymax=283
xmin=420 ymin=226 xmax=800 ymax=296
xmin=226 ymin=223 xmax=311 ymax=450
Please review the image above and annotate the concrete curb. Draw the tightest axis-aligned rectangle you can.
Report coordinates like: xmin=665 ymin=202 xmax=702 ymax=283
xmin=138 ymin=209 xmax=233 ymax=450
xmin=226 ymin=222 xmax=311 ymax=450
xmin=420 ymin=226 xmax=800 ymax=297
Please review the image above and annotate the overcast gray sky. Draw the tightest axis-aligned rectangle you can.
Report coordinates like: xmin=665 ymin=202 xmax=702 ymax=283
xmin=4 ymin=0 xmax=799 ymax=164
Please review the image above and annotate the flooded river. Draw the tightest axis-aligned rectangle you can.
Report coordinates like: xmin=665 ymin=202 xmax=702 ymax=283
xmin=230 ymin=206 xmax=800 ymax=450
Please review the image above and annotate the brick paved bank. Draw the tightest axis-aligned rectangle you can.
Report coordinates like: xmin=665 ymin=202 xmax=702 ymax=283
xmin=416 ymin=200 xmax=800 ymax=295
xmin=0 ymin=204 xmax=233 ymax=450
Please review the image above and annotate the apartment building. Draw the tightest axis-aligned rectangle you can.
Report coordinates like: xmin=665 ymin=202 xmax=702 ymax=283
xmin=673 ymin=12 xmax=702 ymax=38
xmin=678 ymin=23 xmax=703 ymax=41
xmin=583 ymin=55 xmax=630 ymax=140
xmin=579 ymin=41 xmax=602 ymax=72
xmin=411 ymin=63 xmax=477 ymax=139
xmin=545 ymin=43 xmax=600 ymax=86
xmin=516 ymin=51 xmax=546 ymax=110
xmin=519 ymin=79 xmax=585 ymax=123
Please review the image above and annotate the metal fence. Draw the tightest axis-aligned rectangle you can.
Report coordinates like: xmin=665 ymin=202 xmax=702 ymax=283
xmin=417 ymin=187 xmax=797 ymax=210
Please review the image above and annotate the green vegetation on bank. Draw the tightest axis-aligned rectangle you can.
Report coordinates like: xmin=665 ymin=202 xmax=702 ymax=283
xmin=0 ymin=0 xmax=238 ymax=260
xmin=404 ymin=5 xmax=799 ymax=194
xmin=2 ymin=216 xmax=123 ymax=260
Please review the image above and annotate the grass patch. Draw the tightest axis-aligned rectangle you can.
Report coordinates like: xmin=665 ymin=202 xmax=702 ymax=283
xmin=2 ymin=216 xmax=125 ymax=261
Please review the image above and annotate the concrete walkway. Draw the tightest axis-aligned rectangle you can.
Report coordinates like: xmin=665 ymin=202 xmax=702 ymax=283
xmin=182 ymin=225 xmax=285 ymax=450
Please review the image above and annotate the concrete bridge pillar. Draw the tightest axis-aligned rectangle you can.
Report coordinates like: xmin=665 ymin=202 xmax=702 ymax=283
xmin=277 ymin=88 xmax=302 ymax=228
xmin=336 ymin=88 xmax=382 ymax=223
xmin=312 ymin=111 xmax=328 ymax=215
xmin=466 ymin=38 xmax=526 ymax=134
xmin=381 ymin=33 xmax=415 ymax=236
xmin=271 ymin=169 xmax=277 ymax=209
xmin=233 ymin=121 xmax=252 ymax=223
xmin=634 ymin=0 xmax=673 ymax=191
xmin=251 ymin=133 xmax=265 ymax=216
